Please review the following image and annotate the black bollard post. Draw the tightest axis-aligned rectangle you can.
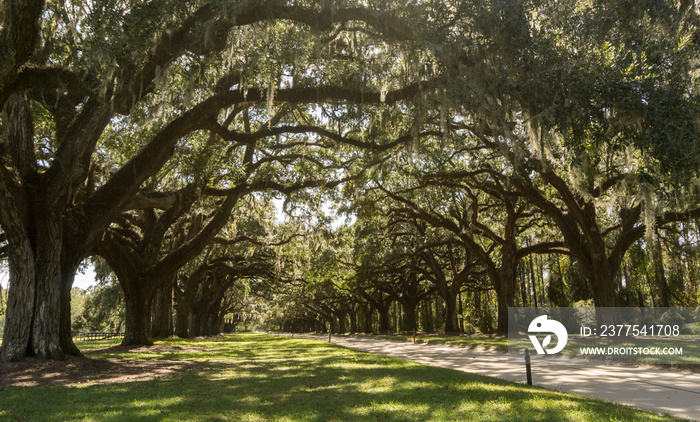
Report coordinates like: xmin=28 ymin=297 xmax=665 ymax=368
xmin=413 ymin=330 xmax=416 ymax=344
xmin=525 ymin=348 xmax=533 ymax=386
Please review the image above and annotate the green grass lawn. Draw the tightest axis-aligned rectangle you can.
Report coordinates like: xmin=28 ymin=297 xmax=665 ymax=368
xmin=0 ymin=334 xmax=687 ymax=421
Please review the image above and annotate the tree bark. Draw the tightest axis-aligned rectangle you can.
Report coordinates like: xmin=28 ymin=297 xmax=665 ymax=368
xmin=122 ymin=288 xmax=154 ymax=346
xmin=377 ymin=303 xmax=391 ymax=333
xmin=175 ymin=270 xmax=204 ymax=338
xmin=1 ymin=236 xmax=37 ymax=361
xmin=336 ymin=309 xmax=346 ymax=334
xmin=205 ymin=301 xmax=222 ymax=335
xmin=59 ymin=264 xmax=82 ymax=356
xmin=400 ymin=300 xmax=417 ymax=332
xmin=1 ymin=211 xmax=68 ymax=360
xmin=362 ymin=303 xmax=374 ymax=333
xmin=190 ymin=304 xmax=204 ymax=337
xmin=441 ymin=289 xmax=460 ymax=333
xmin=494 ymin=258 xmax=516 ymax=334
xmin=175 ymin=294 xmax=194 ymax=338
xmin=1 ymin=215 xmax=85 ymax=362
xmin=349 ymin=308 xmax=358 ymax=333
xmin=151 ymin=276 xmax=174 ymax=338
xmin=423 ymin=299 xmax=433 ymax=332
xmin=494 ymin=280 xmax=511 ymax=335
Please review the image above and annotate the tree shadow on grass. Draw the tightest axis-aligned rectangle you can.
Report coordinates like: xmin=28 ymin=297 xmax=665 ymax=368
xmin=0 ymin=335 xmax=680 ymax=422
xmin=0 ymin=356 xmax=193 ymax=387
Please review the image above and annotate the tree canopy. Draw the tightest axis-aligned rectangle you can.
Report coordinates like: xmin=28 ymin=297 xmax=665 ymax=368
xmin=2 ymin=0 xmax=700 ymax=360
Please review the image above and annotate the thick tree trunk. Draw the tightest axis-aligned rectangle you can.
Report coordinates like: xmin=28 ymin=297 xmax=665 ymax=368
xmin=587 ymin=261 xmax=622 ymax=326
xmin=151 ymin=291 xmax=163 ymax=338
xmin=1 ymin=216 xmax=88 ymax=362
xmin=349 ymin=309 xmax=358 ymax=333
xmin=440 ymin=288 xmax=460 ymax=334
xmin=434 ymin=295 xmax=441 ymax=329
xmin=210 ymin=314 xmax=224 ymax=335
xmin=362 ymin=304 xmax=374 ymax=333
xmin=198 ymin=312 xmax=208 ymax=337
xmin=205 ymin=302 xmax=222 ymax=335
xmin=175 ymin=297 xmax=193 ymax=338
xmin=337 ymin=309 xmax=346 ymax=334
xmin=495 ymin=284 xmax=512 ymax=335
xmin=495 ymin=263 xmax=516 ymax=334
xmin=443 ymin=296 xmax=459 ymax=333
xmin=1 ymin=213 xmax=69 ymax=361
xmin=652 ymin=242 xmax=671 ymax=307
xmin=175 ymin=275 xmax=199 ymax=338
xmin=586 ymin=254 xmax=619 ymax=308
xmin=191 ymin=302 xmax=207 ymax=337
xmin=204 ymin=316 xmax=216 ymax=336
xmin=60 ymin=265 xmax=82 ymax=356
xmin=400 ymin=300 xmax=417 ymax=332
xmin=190 ymin=315 xmax=201 ymax=337
xmin=151 ymin=276 xmax=174 ymax=338
xmin=189 ymin=316 xmax=199 ymax=337
xmin=31 ymin=215 xmax=65 ymax=358
xmin=423 ymin=299 xmax=433 ymax=332
xmin=215 ymin=308 xmax=227 ymax=335
xmin=1 ymin=237 xmax=38 ymax=361
xmin=494 ymin=281 xmax=513 ymax=334
xmin=377 ymin=304 xmax=391 ymax=333
xmin=122 ymin=291 xmax=154 ymax=346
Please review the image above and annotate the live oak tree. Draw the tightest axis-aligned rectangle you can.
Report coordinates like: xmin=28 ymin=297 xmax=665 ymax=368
xmin=5 ymin=0 xmax=700 ymax=359
xmin=432 ymin=0 xmax=700 ymax=311
xmin=376 ymin=165 xmax=564 ymax=333
xmin=354 ymin=219 xmax=434 ymax=333
xmin=250 ymin=221 xmax=343 ymax=333
xmin=187 ymin=211 xmax=303 ymax=337
xmin=273 ymin=0 xmax=700 ymax=332
xmin=95 ymin=114 xmax=350 ymax=345
xmin=96 ymin=183 xmax=212 ymax=345
xmin=186 ymin=255 xmax=270 ymax=337
xmin=0 ymin=0 xmax=442 ymax=360
xmin=348 ymin=195 xmax=474 ymax=334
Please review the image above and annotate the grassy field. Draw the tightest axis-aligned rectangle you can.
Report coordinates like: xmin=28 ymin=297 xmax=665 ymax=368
xmin=0 ymin=334 xmax=688 ymax=421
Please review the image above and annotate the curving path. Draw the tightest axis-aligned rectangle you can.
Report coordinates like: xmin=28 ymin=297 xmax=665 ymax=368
xmin=288 ymin=334 xmax=700 ymax=421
